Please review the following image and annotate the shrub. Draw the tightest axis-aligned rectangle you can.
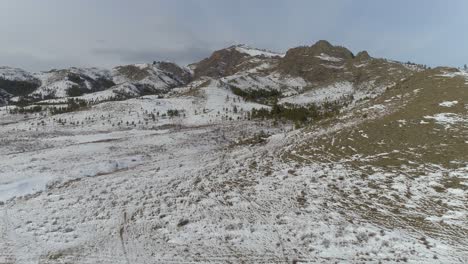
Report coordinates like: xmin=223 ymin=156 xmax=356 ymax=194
xmin=9 ymin=105 xmax=42 ymax=114
xmin=167 ymin=109 xmax=180 ymax=117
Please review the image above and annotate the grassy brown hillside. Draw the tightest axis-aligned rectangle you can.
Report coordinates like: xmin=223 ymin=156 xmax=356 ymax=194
xmin=283 ymin=67 xmax=467 ymax=248
xmin=193 ymin=47 xmax=249 ymax=79
xmin=292 ymin=67 xmax=467 ymax=169
xmin=278 ymin=40 xmax=423 ymax=89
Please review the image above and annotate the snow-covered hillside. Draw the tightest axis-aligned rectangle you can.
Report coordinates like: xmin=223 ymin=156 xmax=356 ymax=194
xmin=112 ymin=62 xmax=191 ymax=92
xmin=0 ymin=67 xmax=39 ymax=83
xmin=0 ymin=67 xmax=41 ymax=101
xmin=0 ymin=41 xmax=466 ymax=263
xmin=31 ymin=67 xmax=114 ymax=98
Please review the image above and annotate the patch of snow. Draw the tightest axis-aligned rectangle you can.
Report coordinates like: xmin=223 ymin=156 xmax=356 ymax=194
xmin=280 ymin=82 xmax=353 ymax=105
xmin=354 ymin=63 xmax=368 ymax=68
xmin=437 ymin=69 xmax=468 ymax=79
xmin=424 ymin=113 xmax=467 ymax=128
xmin=234 ymin=45 xmax=285 ymax=58
xmin=315 ymin=53 xmax=343 ymax=62
xmin=439 ymin=101 xmax=458 ymax=107
xmin=222 ymin=71 xmax=307 ymax=94
xmin=320 ymin=64 xmax=344 ymax=69
xmin=367 ymin=104 xmax=386 ymax=111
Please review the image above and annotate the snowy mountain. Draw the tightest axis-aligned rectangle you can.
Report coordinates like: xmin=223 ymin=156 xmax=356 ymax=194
xmin=112 ymin=61 xmax=192 ymax=95
xmin=0 ymin=40 xmax=466 ymax=263
xmin=0 ymin=62 xmax=193 ymax=105
xmin=0 ymin=40 xmax=423 ymax=107
xmin=0 ymin=67 xmax=41 ymax=102
xmin=30 ymin=67 xmax=115 ymax=99
xmin=208 ymin=40 xmax=423 ymax=109
xmin=0 ymin=66 xmax=39 ymax=84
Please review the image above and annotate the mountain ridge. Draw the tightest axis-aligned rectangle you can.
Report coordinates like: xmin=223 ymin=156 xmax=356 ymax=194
xmin=0 ymin=40 xmax=430 ymax=106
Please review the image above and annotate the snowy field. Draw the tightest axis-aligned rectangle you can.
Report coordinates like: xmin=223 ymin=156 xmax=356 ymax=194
xmin=2 ymin=122 xmax=465 ymax=263
xmin=0 ymin=107 xmax=465 ymax=263
xmin=0 ymin=70 xmax=467 ymax=263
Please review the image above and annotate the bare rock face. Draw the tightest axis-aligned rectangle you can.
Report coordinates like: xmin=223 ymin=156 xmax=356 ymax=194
xmin=355 ymin=50 xmax=371 ymax=61
xmin=278 ymin=40 xmax=355 ymax=84
xmin=192 ymin=47 xmax=249 ymax=79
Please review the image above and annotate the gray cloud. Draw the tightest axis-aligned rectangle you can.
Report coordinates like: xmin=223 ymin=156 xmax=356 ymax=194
xmin=91 ymin=45 xmax=213 ymax=66
xmin=1 ymin=0 xmax=468 ymax=71
xmin=0 ymin=52 xmax=82 ymax=72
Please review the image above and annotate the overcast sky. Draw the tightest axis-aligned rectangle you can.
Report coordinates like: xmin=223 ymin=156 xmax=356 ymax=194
xmin=1 ymin=0 xmax=467 ymax=71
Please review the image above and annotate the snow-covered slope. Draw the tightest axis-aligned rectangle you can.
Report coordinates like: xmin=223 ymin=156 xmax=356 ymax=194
xmin=0 ymin=41 xmax=465 ymax=263
xmin=0 ymin=66 xmax=38 ymax=83
xmin=280 ymin=82 xmax=354 ymax=105
xmin=30 ymin=67 xmax=114 ymax=99
xmin=23 ymin=62 xmax=192 ymax=101
xmin=0 ymin=68 xmax=466 ymax=263
xmin=3 ymin=62 xmax=192 ymax=102
xmin=220 ymin=61 xmax=307 ymax=95
xmin=112 ymin=61 xmax=191 ymax=93
xmin=0 ymin=67 xmax=40 ymax=101
xmin=233 ymin=44 xmax=285 ymax=58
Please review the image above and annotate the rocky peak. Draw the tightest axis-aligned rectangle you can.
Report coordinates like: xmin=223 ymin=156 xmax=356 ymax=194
xmin=278 ymin=40 xmax=354 ymax=84
xmin=355 ymin=51 xmax=371 ymax=61
xmin=277 ymin=40 xmax=417 ymax=87
xmin=193 ymin=47 xmax=248 ymax=79
xmin=311 ymin=39 xmax=333 ymax=49
xmin=308 ymin=40 xmax=354 ymax=60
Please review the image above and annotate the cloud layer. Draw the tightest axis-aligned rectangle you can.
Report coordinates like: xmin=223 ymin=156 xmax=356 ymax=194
xmin=1 ymin=0 xmax=467 ymax=71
